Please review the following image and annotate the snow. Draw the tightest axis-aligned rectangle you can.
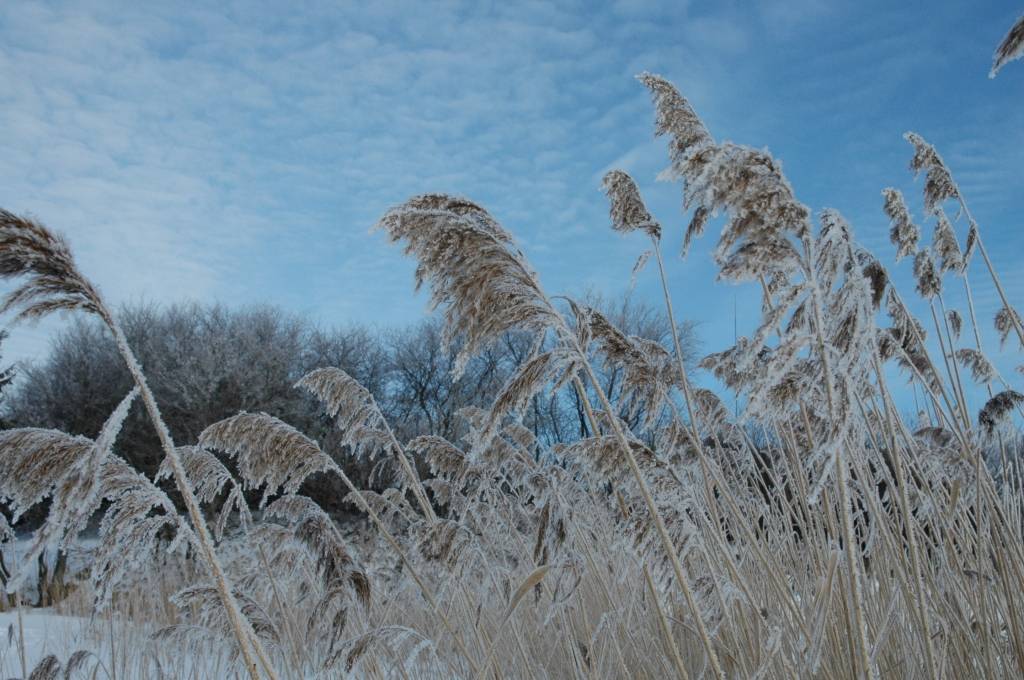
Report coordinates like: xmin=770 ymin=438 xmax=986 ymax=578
xmin=0 ymin=608 xmax=239 ymax=679
xmin=0 ymin=609 xmax=96 ymax=678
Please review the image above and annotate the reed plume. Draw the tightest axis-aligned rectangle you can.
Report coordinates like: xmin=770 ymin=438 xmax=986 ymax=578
xmin=913 ymin=249 xmax=941 ymax=299
xmin=996 ymin=305 xmax=1023 ymax=348
xmin=156 ymin=445 xmax=253 ymax=541
xmin=991 ymin=13 xmax=1024 ymax=77
xmin=263 ymin=494 xmax=371 ymax=607
xmin=601 ymin=170 xmax=662 ymax=240
xmin=376 ymin=195 xmax=561 ymax=378
xmin=979 ymin=390 xmax=1024 ymax=437
xmin=954 ymin=348 xmax=996 ymax=384
xmin=640 ymin=73 xmax=809 ymax=282
xmin=0 ymin=388 xmax=137 ymax=593
xmin=199 ymin=412 xmax=336 ymax=508
xmin=0 ymin=210 xmax=105 ymax=323
xmin=948 ymin=308 xmax=963 ymax=339
xmin=932 ymin=211 xmax=964 ymax=273
xmin=882 ymin=188 xmax=920 ymax=261
xmin=90 ymin=455 xmax=193 ymax=608
xmin=905 ymin=132 xmax=960 ymax=215
xmin=901 ymin=131 xmax=1024 ymax=349
xmin=297 ymin=366 xmax=436 ymax=518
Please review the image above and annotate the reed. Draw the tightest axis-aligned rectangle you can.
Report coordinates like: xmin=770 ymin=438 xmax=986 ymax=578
xmin=0 ymin=22 xmax=1022 ymax=678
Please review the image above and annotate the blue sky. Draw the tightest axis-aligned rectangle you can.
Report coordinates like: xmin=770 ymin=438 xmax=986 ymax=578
xmin=1 ymin=0 xmax=1021 ymax=413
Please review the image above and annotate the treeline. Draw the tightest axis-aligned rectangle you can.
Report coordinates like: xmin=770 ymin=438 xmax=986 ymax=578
xmin=2 ymin=295 xmax=696 ymax=518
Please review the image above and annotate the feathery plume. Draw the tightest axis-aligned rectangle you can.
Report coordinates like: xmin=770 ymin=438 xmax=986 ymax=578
xmin=159 ymin=446 xmax=235 ymax=506
xmin=157 ymin=446 xmax=252 ymax=541
xmin=699 ymin=144 xmax=809 ymax=279
xmin=296 ymin=367 xmax=394 ymax=460
xmin=0 ymin=210 xmax=106 ymax=323
xmin=887 ymin=289 xmax=928 ymax=347
xmin=91 ymin=455 xmax=192 ymax=608
xmin=978 ymin=390 xmax=1024 ymax=437
xmin=860 ymin=254 xmax=889 ymax=309
xmin=636 ymin=72 xmax=713 ymax=178
xmin=914 ymin=426 xmax=955 ymax=449
xmin=995 ymin=305 xmax=1023 ymax=348
xmin=629 ymin=249 xmax=653 ymax=290
xmin=199 ymin=412 xmax=336 ymax=508
xmin=26 ymin=655 xmax=61 ymax=680
xmin=947 ymin=309 xmax=962 ymax=339
xmin=477 ymin=348 xmax=574 ymax=451
xmin=683 ymin=206 xmax=710 ymax=258
xmin=560 ymin=435 xmax=663 ymax=489
xmin=0 ymin=429 xmax=95 ymax=523
xmin=263 ymin=494 xmax=370 ymax=608
xmin=0 ymin=389 xmax=136 ymax=592
xmin=964 ymin=220 xmax=979 ymax=266
xmin=2 ymin=389 xmax=139 ymax=591
xmin=990 ymin=13 xmax=1024 ymax=77
xmin=325 ymin=626 xmax=447 ymax=675
xmin=882 ymin=294 xmax=941 ymax=392
xmin=905 ymin=132 xmax=960 ymax=215
xmin=61 ymin=650 xmax=97 ymax=678
xmin=932 ymin=212 xmax=963 ymax=273
xmin=297 ymin=366 xmax=437 ymax=518
xmin=639 ymin=73 xmax=809 ymax=280
xmin=167 ymin=585 xmax=281 ymax=654
xmin=376 ymin=194 xmax=561 ymax=378
xmin=583 ymin=306 xmax=679 ymax=426
xmin=411 ymin=435 xmax=470 ymax=485
xmin=413 ymin=518 xmax=474 ymax=568
xmin=691 ymin=387 xmax=733 ymax=430
xmin=882 ymin=188 xmax=919 ymax=261
xmin=913 ymin=249 xmax=941 ymax=299
xmin=955 ymin=348 xmax=996 ymax=384
xmin=601 ymin=170 xmax=661 ymax=240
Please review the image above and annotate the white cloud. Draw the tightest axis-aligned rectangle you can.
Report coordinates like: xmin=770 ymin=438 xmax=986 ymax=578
xmin=1 ymin=0 xmax=1018 ymax=419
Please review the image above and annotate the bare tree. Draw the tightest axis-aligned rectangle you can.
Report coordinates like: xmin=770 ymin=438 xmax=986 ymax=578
xmin=385 ymin=318 xmax=509 ymax=444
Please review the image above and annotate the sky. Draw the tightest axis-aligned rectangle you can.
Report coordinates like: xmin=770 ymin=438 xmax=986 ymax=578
xmin=0 ymin=0 xmax=1022 ymax=413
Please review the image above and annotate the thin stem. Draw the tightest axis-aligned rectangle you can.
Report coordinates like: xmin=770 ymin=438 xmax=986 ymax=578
xmin=15 ymin=541 xmax=26 ymax=680
xmin=103 ymin=317 xmax=273 ymax=680
xmin=644 ymin=564 xmax=691 ymax=680
xmin=870 ymin=355 xmax=939 ymax=680
xmin=970 ymin=231 xmax=1024 ymax=347
xmin=323 ymin=459 xmax=482 ymax=676
xmin=801 ymin=234 xmax=874 ymax=679
xmin=575 ymin=351 xmax=725 ymax=679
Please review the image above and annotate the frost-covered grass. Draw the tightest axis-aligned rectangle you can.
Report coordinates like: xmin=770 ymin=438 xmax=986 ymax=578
xmin=2 ymin=22 xmax=1024 ymax=680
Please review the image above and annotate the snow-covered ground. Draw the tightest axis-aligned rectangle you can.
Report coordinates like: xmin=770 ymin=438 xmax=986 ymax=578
xmin=0 ymin=608 xmax=102 ymax=678
xmin=2 ymin=536 xmax=247 ymax=678
xmin=0 ymin=608 xmax=241 ymax=679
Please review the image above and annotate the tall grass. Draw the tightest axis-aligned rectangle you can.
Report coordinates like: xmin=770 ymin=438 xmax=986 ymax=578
xmin=1 ymin=25 xmax=1024 ymax=679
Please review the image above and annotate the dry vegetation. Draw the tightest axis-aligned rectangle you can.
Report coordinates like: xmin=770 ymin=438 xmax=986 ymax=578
xmin=1 ymin=20 xmax=1023 ymax=680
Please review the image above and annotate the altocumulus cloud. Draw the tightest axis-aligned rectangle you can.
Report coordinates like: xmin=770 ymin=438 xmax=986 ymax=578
xmin=0 ymin=0 xmax=1020 ymax=402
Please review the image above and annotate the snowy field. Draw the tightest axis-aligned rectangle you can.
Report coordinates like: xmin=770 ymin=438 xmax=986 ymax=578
xmin=0 ymin=609 xmax=91 ymax=678
xmin=0 ymin=607 xmax=239 ymax=679
xmin=2 ymin=536 xmax=260 ymax=680
xmin=2 ymin=540 xmax=237 ymax=679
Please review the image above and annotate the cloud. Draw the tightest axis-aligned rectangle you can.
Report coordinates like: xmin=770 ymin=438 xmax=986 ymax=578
xmin=0 ymin=0 xmax=1020 ymax=420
